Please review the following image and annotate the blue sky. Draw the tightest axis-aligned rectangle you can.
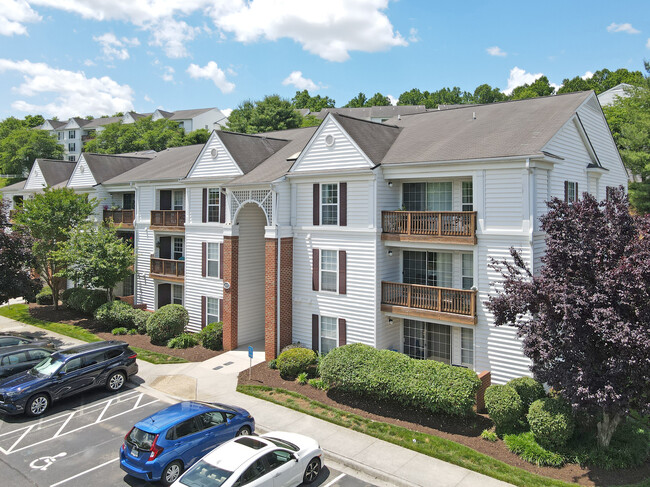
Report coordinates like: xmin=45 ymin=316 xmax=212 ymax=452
xmin=0 ymin=0 xmax=649 ymax=120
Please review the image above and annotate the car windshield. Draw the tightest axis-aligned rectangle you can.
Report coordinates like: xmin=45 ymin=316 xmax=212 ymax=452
xmin=179 ymin=460 xmax=232 ymax=487
xmin=30 ymin=356 xmax=63 ymax=376
xmin=127 ymin=427 xmax=156 ymax=450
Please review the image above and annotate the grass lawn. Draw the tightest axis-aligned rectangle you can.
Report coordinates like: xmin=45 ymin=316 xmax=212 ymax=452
xmin=0 ymin=304 xmax=187 ymax=364
xmin=238 ymin=384 xmax=650 ymax=487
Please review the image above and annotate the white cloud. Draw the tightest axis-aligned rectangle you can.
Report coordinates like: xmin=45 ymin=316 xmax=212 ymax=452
xmin=387 ymin=94 xmax=398 ymax=106
xmin=487 ymin=46 xmax=507 ymax=57
xmin=221 ymin=108 xmax=233 ymax=117
xmin=149 ymin=18 xmax=200 ymax=58
xmin=162 ymin=66 xmax=175 ymax=82
xmin=408 ymin=27 xmax=419 ymax=43
xmin=209 ymin=0 xmax=407 ymax=62
xmin=93 ymin=32 xmax=140 ymax=60
xmin=0 ymin=58 xmax=134 ymax=118
xmin=0 ymin=0 xmax=41 ymax=36
xmin=144 ymin=94 xmax=153 ymax=103
xmin=581 ymin=71 xmax=594 ymax=80
xmin=187 ymin=61 xmax=235 ymax=93
xmin=282 ymin=71 xmax=318 ymax=91
xmin=503 ymin=66 xmax=544 ymax=95
xmin=83 ymin=59 xmax=96 ymax=66
xmin=647 ymin=38 xmax=650 ymax=49
xmin=607 ymin=22 xmax=640 ymax=34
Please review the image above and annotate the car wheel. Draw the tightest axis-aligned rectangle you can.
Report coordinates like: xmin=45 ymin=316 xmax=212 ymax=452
xmin=236 ymin=426 xmax=251 ymax=436
xmin=106 ymin=371 xmax=126 ymax=392
xmin=26 ymin=393 xmax=49 ymax=417
xmin=160 ymin=460 xmax=183 ymax=487
xmin=303 ymin=457 xmax=321 ymax=484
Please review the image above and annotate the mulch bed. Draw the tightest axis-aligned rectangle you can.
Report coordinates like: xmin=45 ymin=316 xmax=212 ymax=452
xmin=29 ymin=303 xmax=223 ymax=362
xmin=238 ymin=362 xmax=650 ymax=487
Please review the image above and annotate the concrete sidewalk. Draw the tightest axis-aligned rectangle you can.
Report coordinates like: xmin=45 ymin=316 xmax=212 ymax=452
xmin=0 ymin=311 xmax=511 ymax=487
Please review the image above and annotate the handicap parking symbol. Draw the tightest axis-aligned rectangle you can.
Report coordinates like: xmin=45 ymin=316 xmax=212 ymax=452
xmin=30 ymin=452 xmax=67 ymax=471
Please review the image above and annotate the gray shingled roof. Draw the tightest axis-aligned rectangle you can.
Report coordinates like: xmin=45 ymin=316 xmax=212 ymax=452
xmin=82 ymin=154 xmax=152 ymax=185
xmin=169 ymin=108 xmax=214 ymax=120
xmin=66 ymin=117 xmax=92 ymax=128
xmin=127 ymin=112 xmax=152 ymax=121
xmin=1 ymin=180 xmax=26 ymax=191
xmin=155 ymin=110 xmax=173 ymax=119
xmin=41 ymin=120 xmax=66 ymax=130
xmin=313 ymin=105 xmax=426 ymax=120
xmin=330 ymin=113 xmax=401 ymax=164
xmin=38 ymin=159 xmax=76 ymax=186
xmin=381 ymin=91 xmax=593 ymax=164
xmin=84 ymin=116 xmax=123 ymax=128
xmin=217 ymin=131 xmax=290 ymax=174
xmin=102 ymin=144 xmax=204 ymax=184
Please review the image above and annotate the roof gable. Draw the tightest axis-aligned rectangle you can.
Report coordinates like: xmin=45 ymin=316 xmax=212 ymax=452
xmin=24 ymin=159 xmax=75 ymax=190
xmin=186 ymin=131 xmax=243 ymax=179
xmin=67 ymin=155 xmax=97 ymax=188
xmin=24 ymin=161 xmax=47 ymax=189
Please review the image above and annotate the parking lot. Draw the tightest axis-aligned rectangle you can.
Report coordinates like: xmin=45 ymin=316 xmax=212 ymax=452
xmin=0 ymin=385 xmax=379 ymax=487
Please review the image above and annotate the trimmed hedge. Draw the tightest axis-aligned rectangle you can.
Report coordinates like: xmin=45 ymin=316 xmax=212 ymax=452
xmin=527 ymin=397 xmax=575 ymax=449
xmin=507 ymin=377 xmax=546 ymax=411
xmin=133 ymin=309 xmax=150 ymax=334
xmin=276 ymin=347 xmax=318 ymax=380
xmin=146 ymin=304 xmax=188 ymax=345
xmin=112 ymin=327 xmax=128 ymax=335
xmin=484 ymin=384 xmax=523 ymax=432
xmin=168 ymin=333 xmax=199 ymax=349
xmin=94 ymin=300 xmax=136 ymax=329
xmin=63 ymin=288 xmax=108 ymax=315
xmin=35 ymin=287 xmax=53 ymax=305
xmin=199 ymin=322 xmax=223 ymax=351
xmin=319 ymin=343 xmax=481 ymax=416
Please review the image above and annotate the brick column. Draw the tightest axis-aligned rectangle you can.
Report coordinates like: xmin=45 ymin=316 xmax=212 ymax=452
xmin=264 ymin=238 xmax=278 ymax=361
xmin=475 ymin=371 xmax=491 ymax=413
xmin=222 ymin=236 xmax=239 ymax=351
xmin=279 ymin=237 xmax=293 ymax=351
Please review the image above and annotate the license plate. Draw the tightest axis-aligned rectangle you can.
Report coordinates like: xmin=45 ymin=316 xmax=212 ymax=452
xmin=131 ymin=448 xmax=139 ymax=457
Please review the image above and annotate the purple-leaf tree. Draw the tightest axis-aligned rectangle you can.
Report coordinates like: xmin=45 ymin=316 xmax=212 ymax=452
xmin=0 ymin=200 xmax=40 ymax=304
xmin=486 ymin=188 xmax=650 ymax=448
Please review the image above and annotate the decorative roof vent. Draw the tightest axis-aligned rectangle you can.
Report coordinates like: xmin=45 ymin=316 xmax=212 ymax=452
xmin=210 ymin=148 xmax=218 ymax=159
xmin=325 ymin=134 xmax=335 ymax=147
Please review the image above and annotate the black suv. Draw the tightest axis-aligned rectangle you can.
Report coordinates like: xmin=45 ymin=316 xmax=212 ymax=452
xmin=0 ymin=341 xmax=138 ymax=416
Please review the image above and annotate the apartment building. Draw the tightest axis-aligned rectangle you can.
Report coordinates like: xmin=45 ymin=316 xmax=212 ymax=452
xmin=4 ymin=91 xmax=627 ymax=384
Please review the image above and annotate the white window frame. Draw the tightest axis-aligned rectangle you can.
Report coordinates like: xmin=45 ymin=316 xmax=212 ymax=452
xmin=320 ymin=183 xmax=339 ymax=226
xmin=461 ymin=180 xmax=473 ymax=211
xmin=461 ymin=253 xmax=474 ymax=290
xmin=172 ymin=284 xmax=183 ymax=306
xmin=173 ymin=237 xmax=184 ymax=260
xmin=207 ymin=242 xmax=220 ymax=278
xmin=57 ymin=132 xmax=62 ymax=141
xmin=320 ymin=248 xmax=338 ymax=293
xmin=566 ymin=181 xmax=577 ymax=203
xmin=172 ymin=190 xmax=184 ymax=211
xmin=68 ymin=130 xmax=75 ymax=139
xmin=68 ymin=143 xmax=75 ymax=152
xmin=206 ymin=297 xmax=220 ymax=325
xmin=320 ymin=315 xmax=338 ymax=354
xmin=460 ymin=327 xmax=474 ymax=368
xmin=207 ymin=188 xmax=220 ymax=223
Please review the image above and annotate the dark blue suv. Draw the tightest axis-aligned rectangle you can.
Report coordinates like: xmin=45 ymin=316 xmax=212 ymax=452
xmin=120 ymin=401 xmax=255 ymax=486
xmin=0 ymin=341 xmax=138 ymax=416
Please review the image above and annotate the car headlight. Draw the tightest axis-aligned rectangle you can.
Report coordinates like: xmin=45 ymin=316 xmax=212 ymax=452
xmin=4 ymin=390 xmax=24 ymax=398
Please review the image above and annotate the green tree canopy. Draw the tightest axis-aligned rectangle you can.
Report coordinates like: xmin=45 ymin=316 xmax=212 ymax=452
xmin=510 ymin=76 xmax=555 ymax=100
xmin=0 ymin=126 xmax=64 ymax=175
xmin=472 ymin=84 xmax=507 ymax=104
xmin=291 ymin=90 xmax=335 ymax=112
xmin=23 ymin=114 xmax=45 ymax=128
xmin=343 ymin=92 xmax=368 ymax=108
xmin=54 ymin=222 xmax=134 ymax=301
xmin=14 ymin=188 xmax=97 ymax=309
xmin=558 ymin=68 xmax=646 ymax=95
xmin=225 ymin=95 xmax=303 ymax=134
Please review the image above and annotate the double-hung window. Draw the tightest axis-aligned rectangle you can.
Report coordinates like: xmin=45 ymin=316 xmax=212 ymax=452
xmin=320 ymin=316 xmax=337 ymax=354
xmin=173 ymin=190 xmax=184 ymax=210
xmin=173 ymin=237 xmax=184 ymax=260
xmin=172 ymin=284 xmax=183 ymax=305
xmin=461 ymin=328 xmax=474 ymax=367
xmin=69 ymin=130 xmax=76 ymax=139
xmin=321 ymin=183 xmax=338 ymax=225
xmin=206 ymin=297 xmax=219 ymax=325
xmin=565 ymin=181 xmax=578 ymax=203
xmin=320 ymin=250 xmax=338 ymax=292
xmin=461 ymin=181 xmax=473 ymax=211
xmin=207 ymin=188 xmax=220 ymax=222
xmin=461 ymin=254 xmax=474 ymax=290
xmin=207 ymin=243 xmax=219 ymax=278
xmin=68 ymin=143 xmax=75 ymax=152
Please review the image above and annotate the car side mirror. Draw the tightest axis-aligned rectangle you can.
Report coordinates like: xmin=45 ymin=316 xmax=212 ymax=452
xmin=291 ymin=454 xmax=298 ymax=462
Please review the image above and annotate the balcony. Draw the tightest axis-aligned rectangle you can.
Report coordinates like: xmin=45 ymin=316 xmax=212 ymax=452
xmin=81 ymin=135 xmax=95 ymax=142
xmin=381 ymin=281 xmax=477 ymax=325
xmin=150 ymin=210 xmax=185 ymax=232
xmin=382 ymin=211 xmax=477 ymax=244
xmin=150 ymin=256 xmax=184 ymax=282
xmin=103 ymin=209 xmax=134 ymax=229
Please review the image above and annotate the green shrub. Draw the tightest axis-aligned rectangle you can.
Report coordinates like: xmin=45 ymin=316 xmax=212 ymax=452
xmin=308 ymin=378 xmax=328 ymax=390
xmin=507 ymin=376 xmax=546 ymax=411
xmin=268 ymin=359 xmax=277 ymax=370
xmin=112 ymin=327 xmax=128 ymax=335
xmin=94 ymin=301 xmax=135 ymax=329
xmin=504 ymin=431 xmax=566 ymax=467
xmin=61 ymin=287 xmax=76 ymax=303
xmin=64 ymin=288 xmax=108 ymax=315
xmin=276 ymin=348 xmax=318 ymax=380
xmin=484 ymin=385 xmax=523 ymax=432
xmin=133 ymin=309 xmax=150 ymax=334
xmin=527 ymin=397 xmax=575 ymax=449
xmin=35 ymin=287 xmax=53 ymax=305
xmin=145 ymin=304 xmax=189 ymax=345
xmin=127 ymin=328 xmax=138 ymax=335
xmin=199 ymin=322 xmax=223 ymax=351
xmin=480 ymin=429 xmax=498 ymax=442
xmin=280 ymin=343 xmax=305 ymax=354
xmin=320 ymin=343 xmax=481 ymax=416
xmin=296 ymin=372 xmax=308 ymax=385
xmin=168 ymin=333 xmax=199 ymax=349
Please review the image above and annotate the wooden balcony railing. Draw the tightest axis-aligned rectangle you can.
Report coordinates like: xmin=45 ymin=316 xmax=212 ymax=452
xmin=381 ymin=281 xmax=476 ymax=325
xmin=382 ymin=211 xmax=477 ymax=244
xmin=150 ymin=256 xmax=184 ymax=281
xmin=103 ymin=209 xmax=134 ymax=227
xmin=150 ymin=210 xmax=185 ymax=230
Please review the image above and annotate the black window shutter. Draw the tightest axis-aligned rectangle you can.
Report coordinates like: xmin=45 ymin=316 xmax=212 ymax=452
xmin=339 ymin=250 xmax=346 ymax=295
xmin=219 ymin=243 xmax=224 ymax=279
xmin=312 ymin=249 xmax=319 ymax=291
xmin=220 ymin=191 xmax=226 ymax=223
xmin=201 ymin=296 xmax=206 ymax=329
xmin=202 ymin=188 xmax=207 ymax=223
xmin=340 ymin=182 xmax=347 ymax=226
xmin=201 ymin=242 xmax=206 ymax=277
xmin=564 ymin=181 xmax=568 ymax=202
xmin=313 ymin=184 xmax=320 ymax=225
xmin=312 ymin=315 xmax=319 ymax=352
xmin=575 ymin=182 xmax=579 ymax=200
xmin=338 ymin=318 xmax=346 ymax=346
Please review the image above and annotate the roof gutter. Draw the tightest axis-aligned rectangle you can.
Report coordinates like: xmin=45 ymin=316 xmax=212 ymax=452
xmin=381 ymin=153 xmax=547 ymax=167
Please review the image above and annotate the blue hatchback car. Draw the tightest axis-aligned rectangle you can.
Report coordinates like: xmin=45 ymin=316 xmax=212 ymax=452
xmin=120 ymin=401 xmax=255 ymax=486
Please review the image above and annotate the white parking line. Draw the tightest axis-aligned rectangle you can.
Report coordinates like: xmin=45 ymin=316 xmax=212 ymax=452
xmin=49 ymin=458 xmax=119 ymax=487
xmin=323 ymin=473 xmax=346 ymax=486
xmin=94 ymin=399 xmax=113 ymax=423
xmin=54 ymin=412 xmax=75 ymax=438
xmin=7 ymin=424 xmax=34 ymax=454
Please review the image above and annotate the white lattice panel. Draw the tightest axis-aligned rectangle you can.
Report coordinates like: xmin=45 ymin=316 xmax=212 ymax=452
xmin=230 ymin=189 xmax=272 ymax=224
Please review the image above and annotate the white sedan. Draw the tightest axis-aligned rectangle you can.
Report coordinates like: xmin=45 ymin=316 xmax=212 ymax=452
xmin=171 ymin=431 xmax=323 ymax=487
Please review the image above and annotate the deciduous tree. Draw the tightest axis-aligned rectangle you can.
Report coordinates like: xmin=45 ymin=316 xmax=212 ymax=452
xmin=225 ymin=95 xmax=302 ymax=134
xmin=0 ymin=127 xmax=64 ymax=175
xmin=291 ymin=90 xmax=335 ymax=112
xmin=486 ymin=189 xmax=650 ymax=448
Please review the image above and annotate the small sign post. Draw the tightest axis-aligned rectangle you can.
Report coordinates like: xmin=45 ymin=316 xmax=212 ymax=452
xmin=248 ymin=346 xmax=253 ymax=380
